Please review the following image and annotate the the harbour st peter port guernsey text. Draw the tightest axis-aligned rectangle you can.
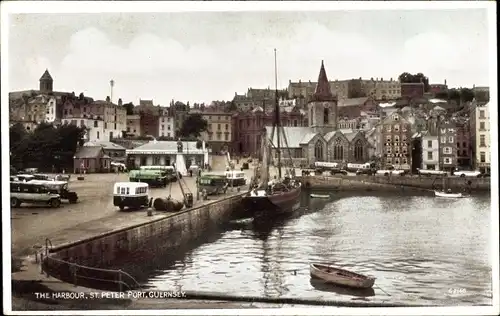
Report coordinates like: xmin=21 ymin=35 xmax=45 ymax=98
xmin=34 ymin=291 xmax=187 ymax=300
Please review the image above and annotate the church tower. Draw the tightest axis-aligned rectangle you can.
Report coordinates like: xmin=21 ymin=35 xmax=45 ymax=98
xmin=307 ymin=60 xmax=338 ymax=134
xmin=39 ymin=69 xmax=53 ymax=93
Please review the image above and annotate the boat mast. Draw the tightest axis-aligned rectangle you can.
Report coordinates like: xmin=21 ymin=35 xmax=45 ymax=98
xmin=274 ymin=48 xmax=282 ymax=179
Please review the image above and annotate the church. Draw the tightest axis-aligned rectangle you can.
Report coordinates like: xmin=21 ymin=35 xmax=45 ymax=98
xmin=267 ymin=61 xmax=372 ymax=168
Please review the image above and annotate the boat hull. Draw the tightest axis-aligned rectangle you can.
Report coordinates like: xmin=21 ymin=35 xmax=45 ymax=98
xmin=309 ymin=263 xmax=375 ymax=289
xmin=434 ymin=191 xmax=464 ymax=198
xmin=241 ymin=184 xmax=301 ymax=218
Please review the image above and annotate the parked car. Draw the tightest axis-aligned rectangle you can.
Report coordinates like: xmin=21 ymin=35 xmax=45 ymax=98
xmin=452 ymin=170 xmax=483 ymax=178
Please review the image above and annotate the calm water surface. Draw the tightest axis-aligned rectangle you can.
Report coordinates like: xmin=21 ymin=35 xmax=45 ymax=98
xmin=145 ymin=194 xmax=492 ymax=306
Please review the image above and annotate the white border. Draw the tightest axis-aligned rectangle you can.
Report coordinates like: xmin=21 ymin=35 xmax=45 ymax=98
xmin=1 ymin=1 xmax=498 ymax=315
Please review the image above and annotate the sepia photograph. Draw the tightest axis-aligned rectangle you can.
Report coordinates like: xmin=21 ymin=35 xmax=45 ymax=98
xmin=1 ymin=1 xmax=498 ymax=315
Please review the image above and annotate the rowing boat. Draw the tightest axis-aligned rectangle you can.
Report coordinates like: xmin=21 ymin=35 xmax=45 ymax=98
xmin=310 ymin=194 xmax=330 ymax=199
xmin=309 ymin=263 xmax=376 ymax=289
xmin=434 ymin=191 xmax=464 ymax=198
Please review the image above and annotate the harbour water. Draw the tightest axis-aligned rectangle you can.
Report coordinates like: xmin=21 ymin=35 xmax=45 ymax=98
xmin=144 ymin=193 xmax=492 ymax=306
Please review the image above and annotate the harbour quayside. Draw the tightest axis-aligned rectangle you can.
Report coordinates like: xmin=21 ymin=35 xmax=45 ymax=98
xmin=241 ymin=49 xmax=302 ymax=218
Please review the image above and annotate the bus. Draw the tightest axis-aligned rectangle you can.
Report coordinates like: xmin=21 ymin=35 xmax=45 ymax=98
xmin=198 ymin=174 xmax=228 ymax=195
xmin=129 ymin=170 xmax=168 ymax=187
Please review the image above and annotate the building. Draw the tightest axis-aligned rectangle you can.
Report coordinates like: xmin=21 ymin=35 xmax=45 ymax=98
xmin=133 ymin=99 xmax=161 ymax=138
xmin=61 ymin=96 xmax=127 ymax=141
xmin=437 ymin=119 xmax=457 ymax=172
xmin=200 ymin=112 xmax=233 ymax=153
xmin=454 ymin=117 xmax=473 ymax=168
xmin=337 ymin=117 xmax=359 ymax=130
xmin=126 ymin=114 xmax=141 ymax=136
xmin=83 ymin=140 xmax=127 ymax=162
xmin=125 ymin=140 xmax=208 ymax=170
xmin=337 ymin=97 xmax=378 ymax=120
xmin=377 ymin=111 xmax=413 ymax=170
xmin=429 ymin=80 xmax=448 ymax=95
xmin=9 ymin=69 xmax=69 ymax=129
xmin=268 ymin=61 xmax=371 ymax=167
xmin=158 ymin=113 xmax=175 ymax=138
xmin=420 ymin=131 xmax=439 ymax=170
xmin=288 ymin=77 xmax=401 ymax=101
xmin=401 ymin=82 xmax=425 ymax=99
xmin=169 ymin=101 xmax=190 ymax=134
xmin=471 ymin=102 xmax=490 ymax=173
xmin=73 ymin=146 xmax=111 ymax=174
xmin=233 ymin=105 xmax=307 ymax=156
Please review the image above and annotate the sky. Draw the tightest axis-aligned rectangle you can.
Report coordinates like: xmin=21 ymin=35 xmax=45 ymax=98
xmin=4 ymin=2 xmax=494 ymax=105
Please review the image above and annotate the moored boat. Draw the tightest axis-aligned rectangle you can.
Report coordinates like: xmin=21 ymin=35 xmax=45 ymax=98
xmin=309 ymin=263 xmax=376 ymax=289
xmin=310 ymin=194 xmax=330 ymax=199
xmin=241 ymin=49 xmax=301 ymax=218
xmin=434 ymin=190 xmax=464 ymax=198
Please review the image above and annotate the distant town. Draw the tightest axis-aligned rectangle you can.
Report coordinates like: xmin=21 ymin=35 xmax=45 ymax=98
xmin=8 ymin=61 xmax=491 ymax=175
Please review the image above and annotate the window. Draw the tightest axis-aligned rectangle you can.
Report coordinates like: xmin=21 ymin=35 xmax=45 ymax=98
xmin=457 ymin=142 xmax=460 ymax=148
xmin=333 ymin=139 xmax=343 ymax=160
xmin=80 ymin=120 xmax=84 ymax=126
xmin=392 ymin=114 xmax=399 ymax=121
xmin=444 ymin=158 xmax=451 ymax=164
xmin=479 ymin=135 xmax=486 ymax=147
xmin=97 ymin=131 xmax=100 ymax=139
xmin=217 ymin=124 xmax=221 ymax=130
xmin=394 ymin=124 xmax=400 ymax=132
xmin=225 ymin=124 xmax=229 ymax=130
xmin=462 ymin=142 xmax=466 ymax=148
xmin=394 ymin=136 xmax=400 ymax=142
xmin=394 ymin=158 xmax=400 ymax=165
xmin=479 ymin=110 xmax=485 ymax=119
xmin=479 ymin=122 xmax=485 ymax=130
xmin=314 ymin=140 xmax=324 ymax=160
xmin=443 ymin=147 xmax=451 ymax=154
xmin=354 ymin=139 xmax=364 ymax=162
xmin=480 ymin=152 xmax=486 ymax=163
xmin=168 ymin=125 xmax=171 ymax=130
xmin=387 ymin=158 xmax=392 ymax=164
xmin=224 ymin=134 xmax=228 ymax=141
xmin=427 ymin=151 xmax=433 ymax=160
xmin=427 ymin=140 xmax=433 ymax=148
xmin=386 ymin=125 xmax=391 ymax=132
xmin=440 ymin=137 xmax=446 ymax=144
xmin=386 ymin=135 xmax=392 ymax=142
xmin=324 ymin=108 xmax=329 ymax=125
xmin=386 ymin=146 xmax=391 ymax=154
xmin=161 ymin=125 xmax=165 ymax=130
xmin=402 ymin=158 xmax=408 ymax=164
xmin=448 ymin=136 xmax=454 ymax=143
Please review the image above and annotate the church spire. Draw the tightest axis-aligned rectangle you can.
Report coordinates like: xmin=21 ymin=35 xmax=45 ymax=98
xmin=313 ymin=60 xmax=334 ymax=101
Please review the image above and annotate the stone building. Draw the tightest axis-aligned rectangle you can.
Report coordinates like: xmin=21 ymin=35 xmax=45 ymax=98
xmin=267 ymin=61 xmax=371 ymax=167
xmin=233 ymin=105 xmax=307 ymax=156
xmin=200 ymin=112 xmax=233 ymax=153
xmin=470 ymin=102 xmax=491 ymax=173
xmin=126 ymin=114 xmax=141 ymax=136
xmin=62 ymin=95 xmax=127 ymax=141
xmin=454 ymin=117 xmax=473 ymax=168
xmin=376 ymin=111 xmax=413 ymax=170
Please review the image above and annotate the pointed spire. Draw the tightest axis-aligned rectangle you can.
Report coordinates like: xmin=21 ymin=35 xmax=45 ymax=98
xmin=313 ymin=60 xmax=334 ymax=101
xmin=39 ymin=69 xmax=53 ymax=81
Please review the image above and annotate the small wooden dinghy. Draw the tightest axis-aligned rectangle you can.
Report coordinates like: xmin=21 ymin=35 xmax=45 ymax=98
xmin=310 ymin=194 xmax=330 ymax=199
xmin=310 ymin=263 xmax=375 ymax=289
xmin=434 ymin=191 xmax=464 ymax=198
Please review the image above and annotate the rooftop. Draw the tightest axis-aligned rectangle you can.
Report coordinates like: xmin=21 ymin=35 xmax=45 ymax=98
xmin=126 ymin=140 xmax=207 ymax=154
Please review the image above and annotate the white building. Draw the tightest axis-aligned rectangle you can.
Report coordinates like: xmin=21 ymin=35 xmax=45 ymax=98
xmin=473 ymin=102 xmax=490 ymax=172
xmin=158 ymin=114 xmax=175 ymax=138
xmin=420 ymin=131 xmax=439 ymax=170
xmin=61 ymin=117 xmax=106 ymax=142
xmin=45 ymin=96 xmax=57 ymax=123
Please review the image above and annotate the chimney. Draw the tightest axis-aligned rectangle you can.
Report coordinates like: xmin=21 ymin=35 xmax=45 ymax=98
xmin=299 ymin=80 xmax=301 ymax=83
xmin=390 ymin=78 xmax=393 ymax=81
xmin=235 ymin=92 xmax=237 ymax=96
xmin=106 ymin=96 xmax=110 ymax=102
xmin=289 ymin=79 xmax=291 ymax=83
xmin=444 ymin=79 xmax=447 ymax=86
xmin=381 ymin=77 xmax=383 ymax=81
xmin=118 ymin=98 xmax=122 ymax=106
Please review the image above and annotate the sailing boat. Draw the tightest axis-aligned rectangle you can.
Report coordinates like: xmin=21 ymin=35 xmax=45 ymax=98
xmin=241 ymin=49 xmax=302 ymax=217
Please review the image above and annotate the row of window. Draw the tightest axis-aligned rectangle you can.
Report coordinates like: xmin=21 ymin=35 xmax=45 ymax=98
xmin=208 ymin=133 xmax=230 ymax=141
xmin=385 ymin=158 xmax=408 ymax=165
xmin=386 ymin=135 xmax=408 ymax=142
xmin=207 ymin=124 xmax=230 ymax=131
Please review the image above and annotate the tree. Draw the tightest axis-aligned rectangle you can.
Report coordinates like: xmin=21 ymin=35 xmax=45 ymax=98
xmin=398 ymin=72 xmax=430 ymax=92
xmin=460 ymin=88 xmax=475 ymax=103
xmin=9 ymin=123 xmax=86 ymax=171
xmin=122 ymin=102 xmax=135 ymax=115
xmin=178 ymin=114 xmax=208 ymax=138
